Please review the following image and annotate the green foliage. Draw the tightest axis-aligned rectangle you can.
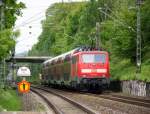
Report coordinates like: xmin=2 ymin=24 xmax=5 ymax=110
xmin=101 ymin=0 xmax=136 ymax=60
xmin=0 ymin=0 xmax=25 ymax=60
xmin=1 ymin=0 xmax=25 ymax=28
xmin=29 ymin=0 xmax=114 ymax=56
xmin=141 ymin=0 xmax=150 ymax=58
xmin=29 ymin=0 xmax=150 ymax=81
xmin=111 ymin=58 xmax=150 ymax=82
xmin=0 ymin=89 xmax=22 ymax=111
xmin=0 ymin=29 xmax=15 ymax=60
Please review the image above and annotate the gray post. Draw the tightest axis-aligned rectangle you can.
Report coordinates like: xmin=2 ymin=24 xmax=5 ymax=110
xmin=0 ymin=62 xmax=3 ymax=88
xmin=0 ymin=0 xmax=4 ymax=31
xmin=0 ymin=0 xmax=5 ymax=88
xmin=136 ymin=0 xmax=142 ymax=78
xmin=3 ymin=58 xmax=6 ymax=88
xmin=96 ymin=22 xmax=101 ymax=49
xmin=104 ymin=4 xmax=108 ymax=20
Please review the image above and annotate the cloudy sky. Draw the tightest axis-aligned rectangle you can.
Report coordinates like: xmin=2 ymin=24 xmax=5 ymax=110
xmin=15 ymin=0 xmax=84 ymax=54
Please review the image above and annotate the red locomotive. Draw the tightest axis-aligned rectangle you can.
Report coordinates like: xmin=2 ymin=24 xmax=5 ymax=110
xmin=42 ymin=47 xmax=110 ymax=91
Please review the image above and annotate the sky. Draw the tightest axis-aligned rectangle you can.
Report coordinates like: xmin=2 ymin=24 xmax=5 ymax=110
xmin=15 ymin=0 xmax=84 ymax=54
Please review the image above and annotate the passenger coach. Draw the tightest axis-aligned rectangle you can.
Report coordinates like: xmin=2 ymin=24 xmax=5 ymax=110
xmin=42 ymin=47 xmax=110 ymax=90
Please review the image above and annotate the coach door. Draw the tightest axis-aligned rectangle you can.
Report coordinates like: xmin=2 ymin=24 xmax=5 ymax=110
xmin=71 ymin=56 xmax=78 ymax=80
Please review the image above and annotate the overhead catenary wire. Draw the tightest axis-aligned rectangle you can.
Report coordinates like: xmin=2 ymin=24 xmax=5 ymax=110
xmin=15 ymin=15 xmax=44 ymax=29
xmin=14 ymin=9 xmax=47 ymax=29
xmin=20 ymin=11 xmax=44 ymax=23
xmin=98 ymin=9 xmax=136 ymax=32
xmin=14 ymin=0 xmax=81 ymax=29
xmin=14 ymin=0 xmax=79 ymax=29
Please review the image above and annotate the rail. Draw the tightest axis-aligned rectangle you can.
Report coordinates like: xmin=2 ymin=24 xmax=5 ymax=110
xmin=31 ymin=86 xmax=98 ymax=114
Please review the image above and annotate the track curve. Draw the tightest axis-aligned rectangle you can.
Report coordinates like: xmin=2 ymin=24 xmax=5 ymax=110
xmin=31 ymin=86 xmax=98 ymax=114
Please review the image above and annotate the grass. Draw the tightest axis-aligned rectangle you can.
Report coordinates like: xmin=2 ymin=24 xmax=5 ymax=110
xmin=110 ymin=57 xmax=150 ymax=82
xmin=0 ymin=88 xmax=22 ymax=111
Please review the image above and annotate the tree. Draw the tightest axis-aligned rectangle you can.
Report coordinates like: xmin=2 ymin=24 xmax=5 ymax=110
xmin=29 ymin=0 xmax=150 ymax=81
xmin=0 ymin=0 xmax=25 ymax=60
xmin=141 ymin=0 xmax=150 ymax=60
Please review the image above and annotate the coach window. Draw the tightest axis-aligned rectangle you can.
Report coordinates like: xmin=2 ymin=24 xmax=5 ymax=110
xmin=72 ymin=56 xmax=76 ymax=64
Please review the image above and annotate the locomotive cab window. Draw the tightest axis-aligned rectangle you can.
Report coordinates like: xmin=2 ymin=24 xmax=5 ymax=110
xmin=82 ymin=54 xmax=106 ymax=63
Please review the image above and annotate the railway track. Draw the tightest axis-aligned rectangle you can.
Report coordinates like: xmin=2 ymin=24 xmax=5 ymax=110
xmin=37 ymin=86 xmax=150 ymax=109
xmin=98 ymin=94 xmax=150 ymax=108
xmin=31 ymin=88 xmax=62 ymax=114
xmin=31 ymin=87 xmax=98 ymax=114
xmin=69 ymin=89 xmax=150 ymax=108
xmin=79 ymin=91 xmax=150 ymax=109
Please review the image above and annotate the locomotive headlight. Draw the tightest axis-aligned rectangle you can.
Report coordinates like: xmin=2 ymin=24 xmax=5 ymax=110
xmin=97 ymin=69 xmax=107 ymax=73
xmin=102 ymin=75 xmax=105 ymax=77
xmin=83 ymin=75 xmax=86 ymax=77
xmin=81 ymin=69 xmax=91 ymax=73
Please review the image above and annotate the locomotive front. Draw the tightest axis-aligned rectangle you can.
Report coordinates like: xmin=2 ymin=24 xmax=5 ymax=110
xmin=73 ymin=51 xmax=110 ymax=90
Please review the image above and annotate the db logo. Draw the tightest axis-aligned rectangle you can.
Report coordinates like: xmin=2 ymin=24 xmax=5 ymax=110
xmin=18 ymin=80 xmax=30 ymax=93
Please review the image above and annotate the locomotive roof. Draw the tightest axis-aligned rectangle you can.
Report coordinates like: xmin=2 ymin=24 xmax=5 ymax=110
xmin=43 ymin=48 xmax=108 ymax=66
xmin=43 ymin=48 xmax=80 ymax=65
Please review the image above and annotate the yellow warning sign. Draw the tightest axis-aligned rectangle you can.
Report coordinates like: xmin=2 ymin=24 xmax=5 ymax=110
xmin=18 ymin=80 xmax=30 ymax=93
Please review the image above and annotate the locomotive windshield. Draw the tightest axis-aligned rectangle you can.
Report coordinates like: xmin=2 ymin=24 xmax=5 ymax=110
xmin=82 ymin=54 xmax=106 ymax=63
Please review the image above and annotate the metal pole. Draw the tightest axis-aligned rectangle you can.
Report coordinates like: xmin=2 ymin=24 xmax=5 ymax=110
xmin=104 ymin=4 xmax=108 ymax=20
xmin=96 ymin=22 xmax=101 ymax=49
xmin=0 ymin=62 xmax=2 ymax=88
xmin=0 ymin=5 xmax=2 ymax=89
xmin=136 ymin=0 xmax=141 ymax=78
xmin=0 ymin=0 xmax=4 ymax=31
xmin=12 ymin=61 xmax=16 ymax=82
xmin=3 ymin=58 xmax=6 ymax=88
xmin=0 ymin=0 xmax=5 ymax=88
